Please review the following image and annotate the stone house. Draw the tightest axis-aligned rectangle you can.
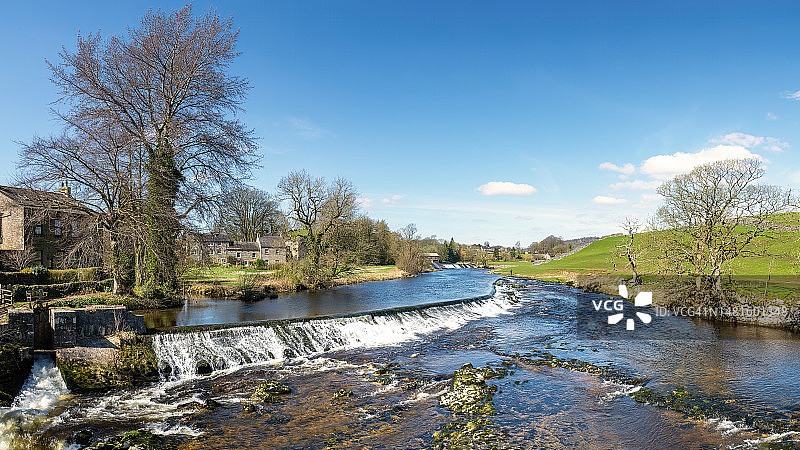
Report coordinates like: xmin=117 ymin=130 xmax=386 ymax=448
xmin=195 ymin=233 xmax=292 ymax=265
xmin=0 ymin=184 xmax=95 ymax=269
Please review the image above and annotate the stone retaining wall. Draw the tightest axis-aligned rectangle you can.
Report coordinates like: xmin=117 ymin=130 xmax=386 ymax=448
xmin=5 ymin=305 xmax=145 ymax=349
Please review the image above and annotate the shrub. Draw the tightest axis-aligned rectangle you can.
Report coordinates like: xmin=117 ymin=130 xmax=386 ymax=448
xmin=30 ymin=266 xmax=49 ymax=279
xmin=77 ymin=267 xmax=107 ymax=282
xmin=251 ymin=259 xmax=267 ymax=270
xmin=11 ymin=279 xmax=113 ymax=302
xmin=49 ymin=269 xmax=78 ymax=284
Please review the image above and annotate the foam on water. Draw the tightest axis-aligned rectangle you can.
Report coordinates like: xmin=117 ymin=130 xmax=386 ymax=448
xmin=0 ymin=356 xmax=70 ymax=450
xmin=153 ymin=284 xmax=519 ymax=380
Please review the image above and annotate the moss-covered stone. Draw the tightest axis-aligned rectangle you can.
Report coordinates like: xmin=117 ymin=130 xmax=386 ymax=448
xmin=438 ymin=363 xmax=502 ymax=415
xmin=332 ymin=389 xmax=353 ymax=399
xmin=251 ymin=379 xmax=291 ymax=403
xmin=434 ymin=364 xmax=514 ymax=449
xmin=117 ymin=335 xmax=158 ymax=381
xmin=55 ymin=335 xmax=158 ymax=393
xmin=56 ymin=358 xmax=131 ymax=392
xmin=83 ymin=429 xmax=185 ymax=449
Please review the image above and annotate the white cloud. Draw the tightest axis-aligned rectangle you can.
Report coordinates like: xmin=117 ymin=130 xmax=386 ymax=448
xmin=356 ymin=197 xmax=373 ymax=208
xmin=598 ymin=162 xmax=635 ymax=176
xmin=640 ymin=144 xmax=766 ymax=180
xmin=609 ymin=179 xmax=662 ymax=191
xmin=285 ymin=117 xmax=334 ymax=140
xmin=632 ymin=193 xmax=663 ymax=209
xmin=592 ymin=195 xmax=627 ymax=205
xmin=711 ymin=132 xmax=786 ymax=152
xmin=782 ymin=90 xmax=800 ymax=100
xmin=381 ymin=194 xmax=405 ymax=205
xmin=476 ymin=181 xmax=537 ymax=196
xmin=766 ymin=112 xmax=779 ymax=121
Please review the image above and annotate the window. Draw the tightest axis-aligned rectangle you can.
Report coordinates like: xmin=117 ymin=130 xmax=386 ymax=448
xmin=71 ymin=220 xmax=78 ymax=237
xmin=35 ymin=222 xmax=42 ymax=235
xmin=264 ymin=248 xmax=269 ymax=255
xmin=53 ymin=219 xmax=62 ymax=236
xmin=275 ymin=249 xmax=280 ymax=255
xmin=236 ymin=252 xmax=241 ymax=258
xmin=252 ymin=253 xmax=256 ymax=258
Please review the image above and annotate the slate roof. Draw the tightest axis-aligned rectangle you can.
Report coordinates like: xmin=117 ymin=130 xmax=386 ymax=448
xmin=202 ymin=233 xmax=232 ymax=243
xmin=0 ymin=185 xmax=92 ymax=213
xmin=227 ymin=241 xmax=259 ymax=251
xmin=258 ymin=235 xmax=285 ymax=248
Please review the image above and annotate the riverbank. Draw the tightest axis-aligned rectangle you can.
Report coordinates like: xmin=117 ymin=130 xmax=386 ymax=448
xmin=183 ymin=265 xmax=405 ymax=299
xmin=489 ymin=235 xmax=800 ymax=331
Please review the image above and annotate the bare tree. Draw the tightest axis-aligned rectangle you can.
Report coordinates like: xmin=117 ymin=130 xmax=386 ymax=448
xmin=654 ymin=158 xmax=793 ymax=299
xmin=277 ymin=170 xmax=358 ymax=287
xmin=18 ymin=5 xmax=258 ymax=297
xmin=216 ymin=187 xmax=285 ymax=241
xmin=615 ymin=217 xmax=645 ymax=284
xmin=394 ymin=224 xmax=427 ymax=275
xmin=4 ymin=249 xmax=37 ymax=272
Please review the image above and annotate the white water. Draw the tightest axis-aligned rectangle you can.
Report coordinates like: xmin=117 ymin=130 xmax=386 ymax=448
xmin=0 ymin=356 xmax=70 ymax=450
xmin=153 ymin=285 xmax=520 ymax=380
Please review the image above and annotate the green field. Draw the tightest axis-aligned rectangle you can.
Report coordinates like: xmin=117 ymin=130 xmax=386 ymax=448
xmin=490 ymin=214 xmax=800 ymax=298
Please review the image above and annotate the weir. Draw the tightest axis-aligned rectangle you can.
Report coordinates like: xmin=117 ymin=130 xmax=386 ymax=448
xmin=152 ymin=281 xmax=519 ymax=380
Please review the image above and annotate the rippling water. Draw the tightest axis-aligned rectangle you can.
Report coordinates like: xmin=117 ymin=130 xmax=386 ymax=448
xmin=3 ymin=272 xmax=800 ymax=448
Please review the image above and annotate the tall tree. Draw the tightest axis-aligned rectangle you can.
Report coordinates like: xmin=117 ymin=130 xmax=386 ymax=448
xmin=277 ymin=170 xmax=358 ymax=287
xmin=216 ymin=187 xmax=285 ymax=241
xmin=394 ymin=224 xmax=426 ymax=274
xmin=655 ymin=158 xmax=793 ymax=299
xmin=20 ymin=5 xmax=257 ymax=297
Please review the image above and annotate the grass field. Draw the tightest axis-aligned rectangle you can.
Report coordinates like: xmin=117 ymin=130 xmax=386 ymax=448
xmin=490 ymin=213 xmax=800 ymax=299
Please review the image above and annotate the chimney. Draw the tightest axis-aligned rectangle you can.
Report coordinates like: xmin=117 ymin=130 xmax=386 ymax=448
xmin=59 ymin=181 xmax=72 ymax=198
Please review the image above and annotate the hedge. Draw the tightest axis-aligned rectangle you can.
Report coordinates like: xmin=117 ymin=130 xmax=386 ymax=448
xmin=11 ymin=279 xmax=113 ymax=302
xmin=0 ymin=267 xmax=107 ymax=287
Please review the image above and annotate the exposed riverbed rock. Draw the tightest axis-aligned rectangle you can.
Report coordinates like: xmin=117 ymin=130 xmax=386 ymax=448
xmin=438 ymin=363 xmax=504 ymax=415
xmin=434 ymin=363 xmax=512 ymax=450
xmin=82 ymin=429 xmax=185 ymax=449
xmin=250 ymin=379 xmax=291 ymax=403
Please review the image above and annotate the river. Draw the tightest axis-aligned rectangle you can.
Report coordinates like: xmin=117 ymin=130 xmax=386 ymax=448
xmin=1 ymin=270 xmax=799 ymax=448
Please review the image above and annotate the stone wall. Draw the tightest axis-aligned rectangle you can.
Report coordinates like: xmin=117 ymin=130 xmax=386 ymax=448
xmin=50 ymin=308 xmax=77 ymax=348
xmin=6 ymin=308 xmax=34 ymax=346
xmin=73 ymin=306 xmax=146 ymax=341
xmin=5 ymin=305 xmax=145 ymax=349
xmin=0 ymin=200 xmax=25 ymax=251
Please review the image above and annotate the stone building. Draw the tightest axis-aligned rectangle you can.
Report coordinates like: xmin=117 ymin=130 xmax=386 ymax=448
xmin=195 ymin=233 xmax=293 ymax=265
xmin=0 ymin=184 xmax=95 ymax=269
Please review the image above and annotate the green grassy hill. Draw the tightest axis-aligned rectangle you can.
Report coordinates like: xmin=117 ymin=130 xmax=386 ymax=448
xmin=491 ymin=212 xmax=800 ymax=298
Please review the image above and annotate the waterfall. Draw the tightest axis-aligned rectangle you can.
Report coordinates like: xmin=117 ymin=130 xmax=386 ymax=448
xmin=152 ymin=284 xmax=519 ymax=380
xmin=0 ymin=356 xmax=70 ymax=449
xmin=11 ymin=357 xmax=69 ymax=411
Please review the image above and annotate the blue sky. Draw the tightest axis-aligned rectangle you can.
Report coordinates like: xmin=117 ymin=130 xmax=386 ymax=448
xmin=2 ymin=1 xmax=800 ymax=246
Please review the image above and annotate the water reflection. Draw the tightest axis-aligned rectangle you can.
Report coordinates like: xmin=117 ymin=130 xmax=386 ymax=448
xmin=140 ymin=269 xmax=500 ymax=328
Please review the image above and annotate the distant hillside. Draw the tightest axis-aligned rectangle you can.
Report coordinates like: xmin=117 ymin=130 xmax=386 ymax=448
xmin=494 ymin=212 xmax=800 ymax=297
